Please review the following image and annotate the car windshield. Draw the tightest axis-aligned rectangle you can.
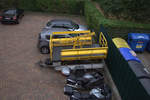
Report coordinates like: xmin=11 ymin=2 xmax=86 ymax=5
xmin=71 ymin=22 xmax=79 ymax=29
xmin=4 ymin=10 xmax=16 ymax=15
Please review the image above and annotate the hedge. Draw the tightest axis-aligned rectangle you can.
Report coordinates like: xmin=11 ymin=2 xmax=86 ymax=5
xmin=34 ymin=0 xmax=84 ymax=14
xmin=1 ymin=0 xmax=84 ymax=15
xmin=84 ymin=0 xmax=150 ymax=38
xmin=94 ymin=0 xmax=150 ymax=22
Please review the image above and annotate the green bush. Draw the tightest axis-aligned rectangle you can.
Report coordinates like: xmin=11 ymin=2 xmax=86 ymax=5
xmin=0 ymin=0 xmax=84 ymax=14
xmin=0 ymin=0 xmax=17 ymax=9
xmin=18 ymin=0 xmax=38 ymax=11
xmin=84 ymin=0 xmax=150 ymax=38
xmin=17 ymin=0 xmax=84 ymax=14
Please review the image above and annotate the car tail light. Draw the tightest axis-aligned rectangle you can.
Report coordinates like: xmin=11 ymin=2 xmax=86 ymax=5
xmin=13 ymin=16 xmax=16 ymax=20
xmin=0 ymin=16 xmax=2 ymax=19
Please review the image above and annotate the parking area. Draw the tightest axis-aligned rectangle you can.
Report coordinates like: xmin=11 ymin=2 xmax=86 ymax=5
xmin=0 ymin=12 xmax=86 ymax=100
xmin=0 ymin=11 xmax=149 ymax=100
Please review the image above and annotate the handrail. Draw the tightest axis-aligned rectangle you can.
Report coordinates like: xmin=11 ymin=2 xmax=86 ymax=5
xmin=99 ymin=32 xmax=107 ymax=47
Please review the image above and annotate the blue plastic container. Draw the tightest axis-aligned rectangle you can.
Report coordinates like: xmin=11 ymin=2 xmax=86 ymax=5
xmin=119 ymin=48 xmax=141 ymax=63
xmin=146 ymin=34 xmax=150 ymax=52
xmin=128 ymin=33 xmax=149 ymax=52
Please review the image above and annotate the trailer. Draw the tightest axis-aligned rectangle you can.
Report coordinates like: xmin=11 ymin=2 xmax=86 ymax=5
xmin=40 ymin=30 xmax=108 ymax=70
xmin=38 ymin=30 xmax=122 ymax=100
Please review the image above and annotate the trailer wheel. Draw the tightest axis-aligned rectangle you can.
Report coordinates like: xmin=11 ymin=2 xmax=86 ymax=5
xmin=40 ymin=46 xmax=49 ymax=54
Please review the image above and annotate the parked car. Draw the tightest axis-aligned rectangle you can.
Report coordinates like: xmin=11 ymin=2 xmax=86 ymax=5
xmin=38 ymin=28 xmax=73 ymax=54
xmin=43 ymin=19 xmax=88 ymax=31
xmin=38 ymin=19 xmax=88 ymax=54
xmin=0 ymin=8 xmax=24 ymax=24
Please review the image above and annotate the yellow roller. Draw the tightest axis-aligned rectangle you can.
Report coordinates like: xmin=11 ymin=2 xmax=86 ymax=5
xmin=52 ymin=36 xmax=92 ymax=46
xmin=61 ymin=47 xmax=108 ymax=61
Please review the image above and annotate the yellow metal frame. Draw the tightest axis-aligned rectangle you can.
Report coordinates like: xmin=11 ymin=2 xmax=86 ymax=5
xmin=52 ymin=30 xmax=91 ymax=35
xmin=99 ymin=32 xmax=107 ymax=47
xmin=50 ymin=34 xmax=53 ymax=61
xmin=52 ymin=36 xmax=92 ymax=47
xmin=49 ymin=30 xmax=108 ymax=61
xmin=51 ymin=30 xmax=94 ymax=47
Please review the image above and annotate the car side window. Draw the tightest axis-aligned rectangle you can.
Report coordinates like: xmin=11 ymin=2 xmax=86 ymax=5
xmin=53 ymin=34 xmax=71 ymax=39
xmin=18 ymin=9 xmax=24 ymax=14
xmin=17 ymin=9 xmax=21 ymax=14
xmin=16 ymin=10 xmax=19 ymax=14
xmin=52 ymin=24 xmax=64 ymax=28
xmin=65 ymin=35 xmax=72 ymax=38
xmin=53 ymin=35 xmax=65 ymax=38
xmin=69 ymin=34 xmax=78 ymax=37
xmin=63 ymin=24 xmax=73 ymax=29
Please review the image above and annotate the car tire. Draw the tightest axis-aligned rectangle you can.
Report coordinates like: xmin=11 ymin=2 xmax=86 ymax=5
xmin=40 ymin=46 xmax=49 ymax=54
xmin=1 ymin=21 xmax=4 ymax=24
xmin=16 ymin=20 xmax=19 ymax=24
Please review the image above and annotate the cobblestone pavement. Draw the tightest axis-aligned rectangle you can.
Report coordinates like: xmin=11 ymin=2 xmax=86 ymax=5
xmin=0 ymin=12 xmax=86 ymax=100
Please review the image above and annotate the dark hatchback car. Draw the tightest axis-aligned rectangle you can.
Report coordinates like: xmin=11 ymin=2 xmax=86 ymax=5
xmin=0 ymin=8 xmax=24 ymax=24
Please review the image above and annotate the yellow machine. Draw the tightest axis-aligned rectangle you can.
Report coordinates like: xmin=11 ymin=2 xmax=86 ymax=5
xmin=49 ymin=30 xmax=108 ymax=63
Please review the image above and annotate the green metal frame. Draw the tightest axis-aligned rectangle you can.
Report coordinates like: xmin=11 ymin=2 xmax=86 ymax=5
xmin=101 ymin=25 xmax=150 ymax=100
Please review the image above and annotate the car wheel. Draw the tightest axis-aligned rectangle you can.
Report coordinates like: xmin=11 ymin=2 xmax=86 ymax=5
xmin=16 ymin=20 xmax=19 ymax=24
xmin=40 ymin=46 xmax=49 ymax=54
xmin=1 ymin=21 xmax=4 ymax=24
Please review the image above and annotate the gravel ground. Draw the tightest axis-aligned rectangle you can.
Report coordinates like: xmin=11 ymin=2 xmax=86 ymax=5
xmin=0 ymin=12 xmax=86 ymax=100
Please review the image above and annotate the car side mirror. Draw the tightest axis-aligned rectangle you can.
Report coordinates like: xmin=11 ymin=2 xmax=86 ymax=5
xmin=67 ymin=28 xmax=73 ymax=31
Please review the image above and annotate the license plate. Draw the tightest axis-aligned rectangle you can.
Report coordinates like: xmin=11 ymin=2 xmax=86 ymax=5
xmin=5 ymin=18 xmax=10 ymax=19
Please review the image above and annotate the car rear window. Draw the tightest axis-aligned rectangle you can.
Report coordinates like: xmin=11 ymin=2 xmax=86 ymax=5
xmin=4 ymin=10 xmax=16 ymax=15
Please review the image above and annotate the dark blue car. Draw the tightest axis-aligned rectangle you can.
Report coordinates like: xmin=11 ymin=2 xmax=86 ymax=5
xmin=0 ymin=8 xmax=24 ymax=24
